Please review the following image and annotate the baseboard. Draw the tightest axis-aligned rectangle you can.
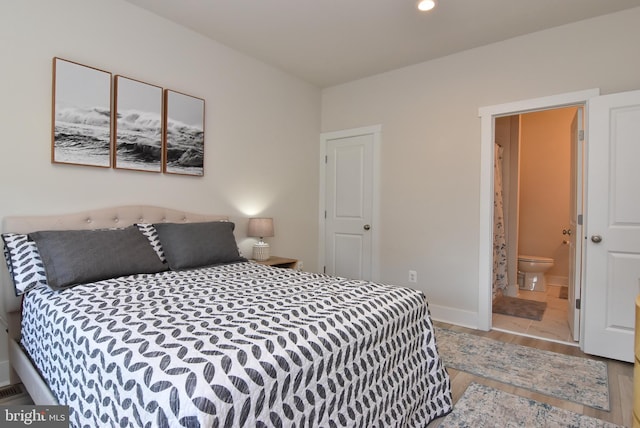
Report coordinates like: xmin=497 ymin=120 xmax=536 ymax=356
xmin=547 ymin=275 xmax=568 ymax=287
xmin=429 ymin=304 xmax=480 ymax=330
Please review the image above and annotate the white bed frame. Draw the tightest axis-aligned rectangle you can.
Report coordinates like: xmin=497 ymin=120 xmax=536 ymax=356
xmin=1 ymin=205 xmax=229 ymax=404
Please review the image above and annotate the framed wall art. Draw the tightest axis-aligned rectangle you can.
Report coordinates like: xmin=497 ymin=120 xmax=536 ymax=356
xmin=163 ymin=89 xmax=205 ymax=176
xmin=52 ymin=58 xmax=112 ymax=167
xmin=114 ymin=76 xmax=163 ymax=172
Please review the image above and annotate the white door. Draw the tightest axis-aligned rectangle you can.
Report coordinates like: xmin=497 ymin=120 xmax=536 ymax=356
xmin=568 ymin=108 xmax=584 ymax=342
xmin=583 ymin=90 xmax=640 ymax=363
xmin=321 ymin=127 xmax=379 ymax=280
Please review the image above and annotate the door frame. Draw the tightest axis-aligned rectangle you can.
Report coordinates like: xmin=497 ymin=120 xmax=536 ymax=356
xmin=568 ymin=107 xmax=584 ymax=342
xmin=477 ymin=89 xmax=600 ymax=332
xmin=319 ymin=125 xmax=381 ymax=281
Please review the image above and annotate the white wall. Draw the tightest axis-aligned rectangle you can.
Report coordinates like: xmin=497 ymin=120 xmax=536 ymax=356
xmin=321 ymin=7 xmax=640 ymax=327
xmin=0 ymin=0 xmax=320 ymax=384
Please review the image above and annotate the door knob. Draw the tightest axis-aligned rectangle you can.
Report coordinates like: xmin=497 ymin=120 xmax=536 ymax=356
xmin=363 ymin=224 xmax=371 ymax=231
xmin=591 ymin=235 xmax=602 ymax=243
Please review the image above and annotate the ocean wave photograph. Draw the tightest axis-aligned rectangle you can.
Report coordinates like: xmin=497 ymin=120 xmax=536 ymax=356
xmin=52 ymin=58 xmax=112 ymax=167
xmin=165 ymin=118 xmax=204 ymax=175
xmin=165 ymin=90 xmax=205 ymax=176
xmin=114 ymin=76 xmax=163 ymax=172
xmin=52 ymin=61 xmax=206 ymax=176
xmin=115 ymin=110 xmax=163 ymax=171
xmin=54 ymin=106 xmax=111 ymax=167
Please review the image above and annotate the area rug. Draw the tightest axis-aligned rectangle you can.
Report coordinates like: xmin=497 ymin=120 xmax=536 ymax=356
xmin=492 ymin=295 xmax=547 ymax=321
xmin=435 ymin=328 xmax=610 ymax=410
xmin=438 ymin=383 xmax=622 ymax=428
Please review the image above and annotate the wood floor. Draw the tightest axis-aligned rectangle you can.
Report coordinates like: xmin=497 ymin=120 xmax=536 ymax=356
xmin=428 ymin=321 xmax=634 ymax=427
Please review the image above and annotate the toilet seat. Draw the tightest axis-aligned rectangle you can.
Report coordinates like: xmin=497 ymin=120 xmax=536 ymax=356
xmin=518 ymin=254 xmax=554 ymax=264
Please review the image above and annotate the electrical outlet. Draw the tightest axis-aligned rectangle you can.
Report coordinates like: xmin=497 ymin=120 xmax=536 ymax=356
xmin=408 ymin=270 xmax=417 ymax=283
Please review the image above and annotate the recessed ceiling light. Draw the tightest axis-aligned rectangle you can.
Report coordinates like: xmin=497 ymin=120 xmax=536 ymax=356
xmin=417 ymin=0 xmax=436 ymax=11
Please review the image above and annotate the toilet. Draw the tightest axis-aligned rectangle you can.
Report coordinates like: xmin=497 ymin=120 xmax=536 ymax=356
xmin=517 ymin=255 xmax=554 ymax=292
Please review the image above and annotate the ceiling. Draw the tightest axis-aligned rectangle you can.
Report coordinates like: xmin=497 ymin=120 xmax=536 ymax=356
xmin=124 ymin=0 xmax=640 ymax=88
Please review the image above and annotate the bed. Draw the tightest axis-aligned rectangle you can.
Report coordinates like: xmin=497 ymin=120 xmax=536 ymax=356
xmin=2 ymin=205 xmax=452 ymax=427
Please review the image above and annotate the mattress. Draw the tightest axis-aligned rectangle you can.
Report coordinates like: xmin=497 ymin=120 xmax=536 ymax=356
xmin=21 ymin=261 xmax=452 ymax=427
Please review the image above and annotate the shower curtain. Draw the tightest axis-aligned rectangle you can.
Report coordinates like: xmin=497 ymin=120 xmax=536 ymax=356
xmin=493 ymin=143 xmax=508 ymax=299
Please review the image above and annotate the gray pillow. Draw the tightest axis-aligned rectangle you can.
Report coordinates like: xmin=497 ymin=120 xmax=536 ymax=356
xmin=29 ymin=226 xmax=167 ymax=290
xmin=153 ymin=221 xmax=245 ymax=270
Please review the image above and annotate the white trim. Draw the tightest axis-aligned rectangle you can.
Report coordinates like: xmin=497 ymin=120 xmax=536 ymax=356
xmin=492 ymin=328 xmax=580 ymax=347
xmin=477 ymin=89 xmax=600 ymax=118
xmin=547 ymin=275 xmax=569 ymax=287
xmin=429 ymin=305 xmax=479 ymax=330
xmin=319 ymin=125 xmax=381 ymax=281
xmin=477 ymin=89 xmax=599 ymax=331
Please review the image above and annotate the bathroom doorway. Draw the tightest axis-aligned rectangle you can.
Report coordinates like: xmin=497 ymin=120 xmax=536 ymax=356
xmin=491 ymin=106 xmax=581 ymax=345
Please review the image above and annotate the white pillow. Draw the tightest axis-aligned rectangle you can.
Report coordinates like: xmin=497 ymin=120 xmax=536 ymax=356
xmin=2 ymin=233 xmax=48 ymax=296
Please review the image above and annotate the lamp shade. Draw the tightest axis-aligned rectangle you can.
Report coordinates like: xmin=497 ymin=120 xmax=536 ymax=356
xmin=247 ymin=218 xmax=274 ymax=239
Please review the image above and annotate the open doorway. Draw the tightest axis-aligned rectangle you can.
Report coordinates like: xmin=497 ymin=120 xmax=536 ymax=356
xmin=480 ymin=88 xmax=640 ymax=361
xmin=477 ymin=89 xmax=599 ymax=344
xmin=491 ymin=107 xmax=580 ymax=344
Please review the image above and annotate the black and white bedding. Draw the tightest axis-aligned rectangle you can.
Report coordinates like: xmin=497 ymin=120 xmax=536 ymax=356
xmin=21 ymin=261 xmax=452 ymax=427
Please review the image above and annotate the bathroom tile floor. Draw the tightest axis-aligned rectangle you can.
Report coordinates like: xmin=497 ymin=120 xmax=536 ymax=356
xmin=492 ymin=285 xmax=576 ymax=345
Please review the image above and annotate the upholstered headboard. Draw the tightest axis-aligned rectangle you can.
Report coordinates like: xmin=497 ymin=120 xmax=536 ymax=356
xmin=2 ymin=205 xmax=229 ymax=331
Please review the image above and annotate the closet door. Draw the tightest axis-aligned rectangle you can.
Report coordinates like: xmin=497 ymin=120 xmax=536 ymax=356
xmin=321 ymin=126 xmax=379 ymax=281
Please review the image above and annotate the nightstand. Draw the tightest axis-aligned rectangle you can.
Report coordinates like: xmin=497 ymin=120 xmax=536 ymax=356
xmin=254 ymin=256 xmax=298 ymax=270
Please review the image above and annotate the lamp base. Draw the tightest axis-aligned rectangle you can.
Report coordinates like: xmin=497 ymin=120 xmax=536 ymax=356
xmin=253 ymin=242 xmax=270 ymax=261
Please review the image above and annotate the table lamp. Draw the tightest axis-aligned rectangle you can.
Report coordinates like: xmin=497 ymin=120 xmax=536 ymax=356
xmin=247 ymin=217 xmax=274 ymax=261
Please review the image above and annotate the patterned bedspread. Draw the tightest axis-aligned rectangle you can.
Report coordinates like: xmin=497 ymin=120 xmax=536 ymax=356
xmin=21 ymin=261 xmax=452 ymax=427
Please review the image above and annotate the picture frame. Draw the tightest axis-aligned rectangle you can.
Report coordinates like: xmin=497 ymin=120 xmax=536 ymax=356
xmin=113 ymin=76 xmax=163 ymax=172
xmin=52 ymin=57 xmax=112 ymax=168
xmin=163 ymin=89 xmax=205 ymax=176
